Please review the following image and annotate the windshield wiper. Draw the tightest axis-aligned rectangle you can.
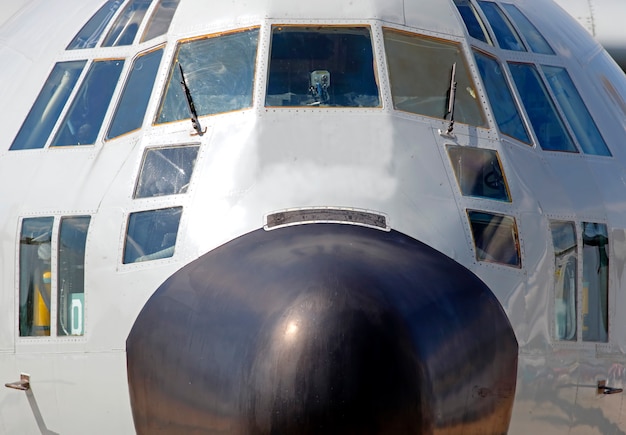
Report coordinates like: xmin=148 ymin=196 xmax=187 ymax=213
xmin=178 ymin=63 xmax=205 ymax=136
xmin=444 ymin=62 xmax=457 ymax=136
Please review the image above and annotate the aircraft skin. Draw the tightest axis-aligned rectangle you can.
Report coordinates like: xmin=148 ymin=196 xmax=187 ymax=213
xmin=0 ymin=0 xmax=626 ymax=434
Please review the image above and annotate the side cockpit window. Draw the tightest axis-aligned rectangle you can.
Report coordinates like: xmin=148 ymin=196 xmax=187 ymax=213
xmin=550 ymin=220 xmax=577 ymax=341
xmin=134 ymin=145 xmax=199 ymax=198
xmin=383 ymin=29 xmax=484 ymax=126
xmin=124 ymin=207 xmax=182 ymax=263
xmin=156 ymin=28 xmax=259 ymax=124
xmin=582 ymin=222 xmax=609 ymax=342
xmin=467 ymin=210 xmax=521 ymax=267
xmin=266 ymin=26 xmax=379 ymax=108
xmin=447 ymin=146 xmax=510 ymax=201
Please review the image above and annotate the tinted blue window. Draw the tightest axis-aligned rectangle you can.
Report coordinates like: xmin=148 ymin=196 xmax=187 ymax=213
xmin=509 ymin=62 xmax=577 ymax=152
xmin=454 ymin=0 xmax=491 ymax=44
xmin=141 ymin=0 xmax=180 ymax=42
xmin=52 ymin=60 xmax=124 ymax=146
xmin=10 ymin=61 xmax=86 ymax=150
xmin=102 ymin=0 xmax=152 ymax=47
xmin=543 ymin=65 xmax=611 ymax=156
xmin=124 ymin=207 xmax=182 ymax=263
xmin=502 ymin=4 xmax=554 ymax=55
xmin=478 ymin=1 xmax=525 ymax=51
xmin=473 ymin=51 xmax=530 ymax=143
xmin=66 ymin=0 xmax=125 ymax=49
xmin=108 ymin=48 xmax=163 ymax=139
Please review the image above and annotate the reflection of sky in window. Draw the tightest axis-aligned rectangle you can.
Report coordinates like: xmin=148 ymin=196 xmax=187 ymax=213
xmin=478 ymin=1 xmax=525 ymax=51
xmin=468 ymin=211 xmax=520 ymax=267
xmin=66 ymin=0 xmax=124 ymax=49
xmin=502 ymin=4 xmax=554 ymax=55
xmin=141 ymin=0 xmax=181 ymax=42
xmin=124 ymin=207 xmax=182 ymax=263
xmin=102 ymin=0 xmax=152 ymax=47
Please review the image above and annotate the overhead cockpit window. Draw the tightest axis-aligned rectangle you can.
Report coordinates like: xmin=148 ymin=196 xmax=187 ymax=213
xmin=473 ymin=51 xmax=530 ymax=144
xmin=550 ymin=220 xmax=577 ymax=341
xmin=582 ymin=222 xmax=609 ymax=342
xmin=52 ymin=59 xmax=124 ymax=146
xmin=19 ymin=217 xmax=54 ymax=337
xmin=140 ymin=0 xmax=180 ymax=42
xmin=102 ymin=0 xmax=152 ymax=47
xmin=134 ymin=145 xmax=199 ymax=198
xmin=501 ymin=4 xmax=554 ymax=55
xmin=447 ymin=146 xmax=510 ymax=201
xmin=57 ymin=216 xmax=90 ymax=336
xmin=266 ymin=26 xmax=379 ymax=107
xmin=66 ymin=0 xmax=124 ymax=50
xmin=508 ymin=62 xmax=577 ymax=152
xmin=453 ymin=0 xmax=492 ymax=45
xmin=9 ymin=61 xmax=86 ymax=150
xmin=477 ymin=1 xmax=525 ymax=51
xmin=542 ymin=66 xmax=611 ymax=156
xmin=107 ymin=48 xmax=164 ymax=140
xmin=383 ymin=29 xmax=484 ymax=126
xmin=124 ymin=207 xmax=182 ymax=263
xmin=156 ymin=28 xmax=259 ymax=124
xmin=468 ymin=210 xmax=520 ymax=267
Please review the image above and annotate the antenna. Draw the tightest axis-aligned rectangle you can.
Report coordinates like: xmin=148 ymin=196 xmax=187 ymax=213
xmin=178 ymin=63 xmax=206 ymax=136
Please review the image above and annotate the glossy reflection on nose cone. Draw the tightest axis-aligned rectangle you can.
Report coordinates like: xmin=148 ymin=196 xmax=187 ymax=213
xmin=127 ymin=224 xmax=518 ymax=434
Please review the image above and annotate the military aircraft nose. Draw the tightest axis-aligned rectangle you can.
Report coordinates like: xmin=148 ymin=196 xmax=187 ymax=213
xmin=127 ymin=223 xmax=518 ymax=434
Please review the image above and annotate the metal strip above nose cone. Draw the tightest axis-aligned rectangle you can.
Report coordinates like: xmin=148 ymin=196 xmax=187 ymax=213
xmin=127 ymin=223 xmax=518 ymax=434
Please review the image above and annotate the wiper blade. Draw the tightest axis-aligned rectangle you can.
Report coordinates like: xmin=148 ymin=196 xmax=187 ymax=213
xmin=444 ymin=62 xmax=457 ymax=135
xmin=178 ymin=63 xmax=205 ymax=136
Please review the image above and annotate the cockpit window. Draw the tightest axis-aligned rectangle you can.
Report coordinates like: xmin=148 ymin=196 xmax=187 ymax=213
xmin=550 ymin=220 xmax=577 ymax=341
xmin=582 ymin=222 xmax=609 ymax=342
xmin=383 ymin=29 xmax=485 ymax=126
xmin=102 ymin=0 xmax=152 ymax=47
xmin=134 ymin=145 xmax=199 ymax=198
xmin=501 ymin=4 xmax=554 ymax=55
xmin=478 ymin=1 xmax=525 ymax=52
xmin=542 ymin=65 xmax=611 ymax=156
xmin=66 ymin=0 xmax=124 ymax=50
xmin=266 ymin=26 xmax=379 ymax=107
xmin=10 ymin=61 xmax=86 ymax=150
xmin=107 ymin=48 xmax=164 ymax=140
xmin=52 ymin=59 xmax=124 ymax=146
xmin=468 ymin=210 xmax=521 ymax=267
xmin=140 ymin=0 xmax=180 ymax=42
xmin=473 ymin=51 xmax=530 ymax=143
xmin=156 ymin=28 xmax=259 ymax=124
xmin=453 ymin=0 xmax=492 ymax=45
xmin=124 ymin=207 xmax=182 ymax=263
xmin=447 ymin=146 xmax=510 ymax=201
xmin=508 ymin=62 xmax=577 ymax=152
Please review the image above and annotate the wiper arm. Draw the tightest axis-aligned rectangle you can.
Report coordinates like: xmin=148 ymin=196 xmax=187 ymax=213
xmin=444 ymin=62 xmax=457 ymax=135
xmin=178 ymin=63 xmax=205 ymax=136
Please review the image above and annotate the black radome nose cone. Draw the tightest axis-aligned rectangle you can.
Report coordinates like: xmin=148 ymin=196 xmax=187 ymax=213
xmin=127 ymin=224 xmax=518 ymax=434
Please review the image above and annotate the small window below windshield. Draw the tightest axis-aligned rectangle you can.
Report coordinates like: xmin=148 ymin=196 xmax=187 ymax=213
xmin=124 ymin=207 xmax=182 ymax=263
xmin=383 ymin=29 xmax=484 ymax=126
xmin=52 ymin=59 xmax=124 ymax=146
xmin=10 ymin=61 xmax=86 ymax=150
xmin=473 ymin=51 xmax=530 ymax=143
xmin=102 ymin=0 xmax=152 ymax=47
xmin=550 ymin=220 xmax=577 ymax=341
xmin=134 ymin=145 xmax=199 ymax=198
xmin=478 ymin=1 xmax=525 ymax=51
xmin=108 ymin=48 xmax=164 ymax=140
xmin=468 ymin=210 xmax=520 ymax=267
xmin=141 ymin=0 xmax=181 ymax=42
xmin=67 ymin=0 xmax=125 ymax=50
xmin=508 ymin=62 xmax=577 ymax=152
xmin=156 ymin=28 xmax=259 ymax=124
xmin=266 ymin=26 xmax=379 ymax=107
xmin=447 ymin=146 xmax=510 ymax=201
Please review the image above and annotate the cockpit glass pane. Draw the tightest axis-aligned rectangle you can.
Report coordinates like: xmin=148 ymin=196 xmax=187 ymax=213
xmin=542 ymin=65 xmax=611 ymax=156
xmin=67 ymin=0 xmax=125 ymax=49
xmin=124 ymin=207 xmax=182 ymax=263
xmin=502 ymin=4 xmax=554 ymax=55
xmin=10 ymin=61 xmax=86 ymax=150
xmin=156 ymin=28 xmax=259 ymax=124
xmin=478 ymin=1 xmax=525 ymax=51
xmin=135 ymin=145 xmax=199 ymax=198
xmin=140 ymin=0 xmax=180 ymax=42
xmin=107 ymin=48 xmax=164 ymax=140
xmin=473 ymin=51 xmax=530 ymax=143
xmin=550 ymin=220 xmax=577 ymax=341
xmin=52 ymin=59 xmax=124 ymax=146
xmin=266 ymin=26 xmax=379 ymax=107
xmin=102 ymin=0 xmax=152 ymax=47
xmin=468 ymin=210 xmax=520 ymax=267
xmin=453 ymin=0 xmax=492 ymax=45
xmin=384 ymin=29 xmax=485 ymax=126
xmin=447 ymin=146 xmax=510 ymax=201
xmin=508 ymin=62 xmax=577 ymax=152
xmin=582 ymin=222 xmax=609 ymax=342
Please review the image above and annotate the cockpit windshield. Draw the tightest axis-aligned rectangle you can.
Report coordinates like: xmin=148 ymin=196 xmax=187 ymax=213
xmin=266 ymin=26 xmax=380 ymax=107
